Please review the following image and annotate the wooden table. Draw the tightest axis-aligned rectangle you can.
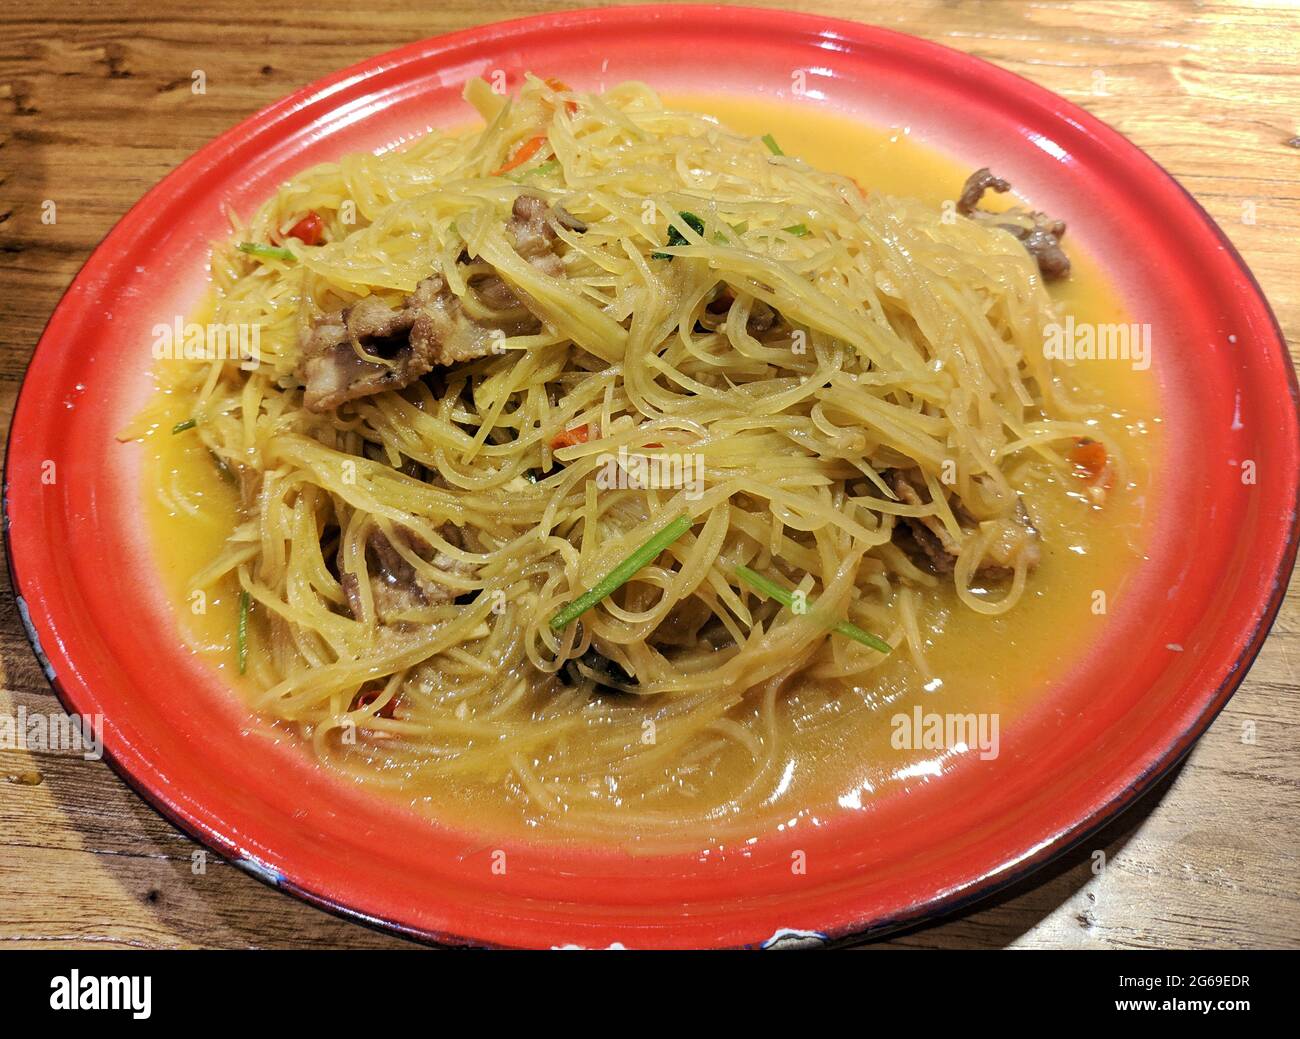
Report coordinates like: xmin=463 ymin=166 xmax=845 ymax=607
xmin=1 ymin=0 xmax=1296 ymax=950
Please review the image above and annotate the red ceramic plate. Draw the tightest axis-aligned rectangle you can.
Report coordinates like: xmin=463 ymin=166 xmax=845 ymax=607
xmin=7 ymin=5 xmax=1297 ymax=949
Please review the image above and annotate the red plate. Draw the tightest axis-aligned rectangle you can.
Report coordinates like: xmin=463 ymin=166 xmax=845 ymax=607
xmin=6 ymin=5 xmax=1297 ymax=948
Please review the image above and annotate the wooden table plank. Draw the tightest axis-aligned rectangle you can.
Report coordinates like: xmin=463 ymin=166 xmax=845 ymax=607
xmin=1 ymin=0 xmax=1297 ymax=949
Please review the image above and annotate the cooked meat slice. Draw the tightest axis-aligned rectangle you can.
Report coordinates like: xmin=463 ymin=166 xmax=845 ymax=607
xmin=703 ymin=287 xmax=781 ymax=336
xmin=652 ymin=595 xmax=714 ymax=647
xmin=300 ymin=195 xmax=572 ymax=413
xmin=552 ymin=204 xmax=587 ymax=233
xmin=1008 ymin=224 xmax=1071 ymax=281
xmin=339 ymin=571 xmax=364 ymax=618
xmin=746 ymin=299 xmax=778 ymax=334
xmin=956 ymin=167 xmax=1071 ymax=281
xmin=887 ymin=468 xmax=1040 ymax=580
xmin=299 ymin=279 xmax=443 ymax=412
xmin=957 ymin=168 xmax=1012 ymax=217
xmin=466 ymin=193 xmax=570 ymax=313
xmin=508 ymin=193 xmax=565 ymax=278
xmin=888 ymin=470 xmax=962 ymax=576
xmin=406 ymin=276 xmax=509 ymax=367
xmin=300 ymin=275 xmax=528 ymax=412
xmin=345 ymin=294 xmax=416 ymax=342
xmin=472 ymin=272 xmax=524 ymax=311
xmin=561 ymin=645 xmax=638 ymax=693
xmin=341 ymin=523 xmax=474 ymax=624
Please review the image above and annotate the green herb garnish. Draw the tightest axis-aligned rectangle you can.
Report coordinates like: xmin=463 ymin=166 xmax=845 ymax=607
xmin=171 ymin=418 xmax=197 ymax=434
xmin=652 ymin=211 xmax=706 ymax=260
xmin=735 ymin=564 xmax=891 ymax=653
xmin=762 ymin=133 xmax=784 ymax=156
xmin=550 ymin=514 xmax=693 ymax=631
xmin=782 ymin=223 xmax=809 ymax=237
xmin=237 ymin=589 xmax=250 ymax=674
xmin=237 ymin=242 xmax=296 ymax=262
xmin=514 ymin=159 xmax=561 ymax=180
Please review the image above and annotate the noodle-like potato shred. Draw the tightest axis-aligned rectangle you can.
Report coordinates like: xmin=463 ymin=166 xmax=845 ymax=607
xmin=139 ymin=76 xmax=1143 ymax=841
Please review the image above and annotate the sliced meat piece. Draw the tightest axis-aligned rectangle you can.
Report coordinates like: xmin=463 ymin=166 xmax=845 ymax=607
xmin=508 ymin=193 xmax=565 ymax=278
xmin=886 ymin=468 xmax=1040 ymax=580
xmin=552 ymin=204 xmax=587 ymax=233
xmin=652 ymin=595 xmax=714 ymax=648
xmin=301 ymin=195 xmax=573 ymax=412
xmin=301 ymin=276 xmax=524 ymax=412
xmin=561 ymin=645 xmax=639 ymax=693
xmin=299 ymin=278 xmax=442 ymax=412
xmin=1008 ymin=223 xmax=1071 ymax=281
xmin=746 ymin=299 xmax=778 ymax=335
xmin=472 ymin=272 xmax=524 ymax=311
xmin=468 ymin=193 xmax=570 ymax=313
xmin=703 ymin=287 xmax=781 ymax=336
xmin=407 ymin=276 xmax=510 ymax=367
xmin=956 ymin=167 xmax=1071 ymax=281
xmin=887 ymin=470 xmax=962 ymax=576
xmin=957 ymin=168 xmax=1012 ymax=217
xmin=341 ymin=523 xmax=474 ymax=624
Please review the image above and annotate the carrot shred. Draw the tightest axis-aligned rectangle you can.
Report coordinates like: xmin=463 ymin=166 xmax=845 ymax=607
xmin=285 ymin=211 xmax=324 ymax=246
xmin=550 ymin=424 xmax=592 ymax=451
xmin=1069 ymin=437 xmax=1110 ymax=483
xmin=545 ymin=78 xmax=579 ymax=114
xmin=493 ymin=134 xmax=549 ymax=176
xmin=354 ymin=686 xmax=399 ymax=719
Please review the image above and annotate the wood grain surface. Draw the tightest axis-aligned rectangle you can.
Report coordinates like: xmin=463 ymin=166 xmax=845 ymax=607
xmin=1 ymin=0 xmax=1297 ymax=950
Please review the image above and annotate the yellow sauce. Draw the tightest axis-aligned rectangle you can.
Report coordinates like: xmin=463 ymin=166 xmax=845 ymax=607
xmin=141 ymin=96 xmax=1160 ymax=847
